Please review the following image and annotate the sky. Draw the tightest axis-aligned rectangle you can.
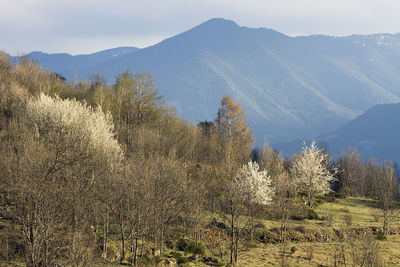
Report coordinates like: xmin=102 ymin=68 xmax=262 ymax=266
xmin=1 ymin=0 xmax=400 ymax=55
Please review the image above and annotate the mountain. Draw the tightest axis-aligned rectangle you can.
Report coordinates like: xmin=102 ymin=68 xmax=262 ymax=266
xmin=323 ymin=103 xmax=400 ymax=162
xmin=15 ymin=47 xmax=139 ymax=78
xmin=274 ymin=103 xmax=400 ymax=163
xmin=19 ymin=18 xmax=400 ymax=144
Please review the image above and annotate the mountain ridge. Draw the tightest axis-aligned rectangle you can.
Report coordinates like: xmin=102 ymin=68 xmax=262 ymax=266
xmin=13 ymin=18 xmax=400 ymax=145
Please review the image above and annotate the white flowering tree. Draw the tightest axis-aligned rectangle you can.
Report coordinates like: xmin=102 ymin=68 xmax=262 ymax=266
xmin=8 ymin=93 xmax=123 ymax=266
xmin=221 ymin=161 xmax=275 ymax=264
xmin=26 ymin=93 xmax=123 ymax=164
xmin=292 ymin=140 xmax=335 ymax=206
xmin=234 ymin=161 xmax=275 ymax=205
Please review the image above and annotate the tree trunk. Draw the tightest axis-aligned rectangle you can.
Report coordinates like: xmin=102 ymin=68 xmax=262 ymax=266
xmin=307 ymin=189 xmax=312 ymax=206
xmin=383 ymin=209 xmax=388 ymax=235
xmin=133 ymin=229 xmax=139 ymax=266
xmin=230 ymin=200 xmax=234 ymax=265
xmin=102 ymin=212 xmax=108 ymax=259
xmin=234 ymin=229 xmax=239 ymax=263
xmin=120 ymin=211 xmax=126 ymax=262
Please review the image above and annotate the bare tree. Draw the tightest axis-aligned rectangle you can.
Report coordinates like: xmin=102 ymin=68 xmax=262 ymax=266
xmin=375 ymin=162 xmax=399 ymax=235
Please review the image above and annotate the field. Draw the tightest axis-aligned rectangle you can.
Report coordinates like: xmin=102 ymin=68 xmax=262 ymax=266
xmin=1 ymin=197 xmax=399 ymax=266
xmin=236 ymin=197 xmax=400 ymax=266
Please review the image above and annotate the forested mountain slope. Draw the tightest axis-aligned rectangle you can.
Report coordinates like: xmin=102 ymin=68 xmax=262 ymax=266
xmin=19 ymin=18 xmax=400 ymax=144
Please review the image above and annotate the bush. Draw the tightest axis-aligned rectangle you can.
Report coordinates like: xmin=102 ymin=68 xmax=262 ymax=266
xmin=328 ymin=191 xmax=347 ymax=199
xmin=202 ymin=256 xmax=224 ymax=266
xmin=188 ymin=242 xmax=205 ymax=255
xmin=177 ymin=256 xmax=189 ymax=264
xmin=176 ymin=237 xmax=205 ymax=255
xmin=154 ymin=255 xmax=163 ymax=264
xmin=257 ymin=229 xmax=280 ymax=244
xmin=376 ymin=230 xmax=387 ymax=241
xmin=293 ymin=225 xmax=306 ymax=234
xmin=177 ymin=237 xmax=190 ymax=251
xmin=287 ymin=229 xmax=305 ymax=242
xmin=307 ymin=208 xmax=319 ymax=220
xmin=291 ymin=203 xmax=319 ymax=220
xmin=290 ymin=246 xmax=298 ymax=253
xmin=170 ymin=251 xmax=183 ymax=259
xmin=208 ymin=218 xmax=228 ymax=230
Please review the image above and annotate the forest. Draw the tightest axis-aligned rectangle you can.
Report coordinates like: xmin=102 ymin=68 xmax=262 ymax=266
xmin=0 ymin=52 xmax=399 ymax=267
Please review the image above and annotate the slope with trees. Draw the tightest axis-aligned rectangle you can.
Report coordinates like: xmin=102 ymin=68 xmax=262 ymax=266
xmin=1 ymin=53 xmax=400 ymax=266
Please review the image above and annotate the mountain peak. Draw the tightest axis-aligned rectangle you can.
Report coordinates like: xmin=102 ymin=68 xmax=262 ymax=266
xmin=201 ymin=18 xmax=239 ymax=26
xmin=192 ymin=18 xmax=240 ymax=32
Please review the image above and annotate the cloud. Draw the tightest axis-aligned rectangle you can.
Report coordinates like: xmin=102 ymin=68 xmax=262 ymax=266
xmin=1 ymin=0 xmax=400 ymax=54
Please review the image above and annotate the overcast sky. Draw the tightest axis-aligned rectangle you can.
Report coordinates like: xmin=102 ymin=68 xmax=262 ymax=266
xmin=2 ymin=0 xmax=400 ymax=55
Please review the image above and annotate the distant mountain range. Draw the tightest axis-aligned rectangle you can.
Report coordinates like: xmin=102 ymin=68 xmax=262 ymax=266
xmin=21 ymin=47 xmax=139 ymax=77
xmin=8 ymin=18 xmax=400 ymax=160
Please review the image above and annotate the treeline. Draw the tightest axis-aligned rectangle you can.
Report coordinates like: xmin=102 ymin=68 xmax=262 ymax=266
xmin=0 ymin=53 xmax=399 ymax=266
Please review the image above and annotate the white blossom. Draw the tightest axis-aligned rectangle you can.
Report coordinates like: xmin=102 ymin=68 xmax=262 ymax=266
xmin=26 ymin=93 xmax=123 ymax=164
xmin=293 ymin=140 xmax=335 ymax=204
xmin=234 ymin=161 xmax=275 ymax=205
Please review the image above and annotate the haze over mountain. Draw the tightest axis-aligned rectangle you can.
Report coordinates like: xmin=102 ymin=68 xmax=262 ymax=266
xmin=15 ymin=18 xmax=400 ymax=145
xmin=275 ymin=102 xmax=400 ymax=163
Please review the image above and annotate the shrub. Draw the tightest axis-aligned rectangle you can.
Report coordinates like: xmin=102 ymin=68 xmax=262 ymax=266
xmin=177 ymin=256 xmax=189 ymax=264
xmin=202 ymin=256 xmax=224 ymax=266
xmin=293 ymin=225 xmax=306 ymax=233
xmin=176 ymin=237 xmax=190 ymax=252
xmin=154 ymin=255 xmax=163 ymax=264
xmin=307 ymin=208 xmax=319 ymax=220
xmin=208 ymin=218 xmax=228 ymax=230
xmin=287 ymin=229 xmax=304 ymax=242
xmin=290 ymin=246 xmax=298 ymax=253
xmin=291 ymin=204 xmax=319 ymax=220
xmin=176 ymin=237 xmax=205 ymax=255
xmin=257 ymin=229 xmax=280 ymax=243
xmin=187 ymin=241 xmax=205 ymax=255
xmin=170 ymin=251 xmax=183 ymax=259
xmin=376 ymin=230 xmax=387 ymax=241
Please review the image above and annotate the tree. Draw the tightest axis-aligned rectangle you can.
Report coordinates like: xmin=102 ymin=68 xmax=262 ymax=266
xmin=215 ymin=95 xmax=254 ymax=171
xmin=337 ymin=147 xmax=363 ymax=195
xmin=112 ymin=71 xmax=162 ymax=149
xmin=3 ymin=93 xmax=123 ymax=266
xmin=220 ymin=161 xmax=274 ymax=264
xmin=375 ymin=162 xmax=399 ymax=235
xmin=292 ymin=140 xmax=335 ymax=206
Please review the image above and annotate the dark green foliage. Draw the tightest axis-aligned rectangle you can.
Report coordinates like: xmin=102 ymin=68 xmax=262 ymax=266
xmin=376 ymin=230 xmax=387 ymax=241
xmin=154 ymin=255 xmax=163 ymax=264
xmin=177 ymin=256 xmax=189 ymax=264
xmin=170 ymin=251 xmax=183 ymax=259
xmin=329 ymin=191 xmax=347 ymax=199
xmin=176 ymin=237 xmax=190 ymax=251
xmin=202 ymin=256 xmax=224 ymax=266
xmin=315 ymin=192 xmax=346 ymax=205
xmin=176 ymin=237 xmax=205 ymax=255
xmin=291 ymin=206 xmax=319 ymax=220
xmin=290 ymin=246 xmax=298 ymax=253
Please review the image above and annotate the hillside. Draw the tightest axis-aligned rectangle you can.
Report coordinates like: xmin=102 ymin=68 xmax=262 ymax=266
xmin=275 ymin=102 xmax=400 ymax=163
xmin=20 ymin=18 xmax=400 ymax=144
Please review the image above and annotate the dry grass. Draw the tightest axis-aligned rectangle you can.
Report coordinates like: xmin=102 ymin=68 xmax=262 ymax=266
xmin=236 ymin=197 xmax=400 ymax=266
